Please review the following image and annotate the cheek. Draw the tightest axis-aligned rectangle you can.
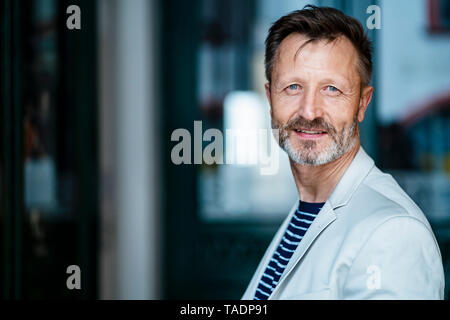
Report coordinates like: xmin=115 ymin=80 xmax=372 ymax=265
xmin=270 ymin=95 xmax=302 ymax=122
xmin=316 ymin=101 xmax=355 ymax=134
xmin=323 ymin=97 xmax=358 ymax=125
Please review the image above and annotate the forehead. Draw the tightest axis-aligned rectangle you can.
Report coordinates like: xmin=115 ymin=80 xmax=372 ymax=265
xmin=273 ymin=33 xmax=360 ymax=86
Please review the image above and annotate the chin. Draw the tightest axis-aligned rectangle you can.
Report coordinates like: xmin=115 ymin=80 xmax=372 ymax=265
xmin=284 ymin=137 xmax=357 ymax=166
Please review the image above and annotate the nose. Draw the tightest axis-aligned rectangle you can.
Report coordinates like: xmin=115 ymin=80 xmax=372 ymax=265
xmin=297 ymin=88 xmax=323 ymax=121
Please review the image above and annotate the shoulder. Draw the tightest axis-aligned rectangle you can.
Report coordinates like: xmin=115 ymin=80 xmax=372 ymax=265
xmin=342 ymin=165 xmax=432 ymax=231
xmin=334 ymin=165 xmax=440 ymax=251
xmin=341 ymin=212 xmax=445 ymax=299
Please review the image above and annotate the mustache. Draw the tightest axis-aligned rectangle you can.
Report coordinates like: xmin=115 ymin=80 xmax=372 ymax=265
xmin=274 ymin=116 xmax=337 ymax=135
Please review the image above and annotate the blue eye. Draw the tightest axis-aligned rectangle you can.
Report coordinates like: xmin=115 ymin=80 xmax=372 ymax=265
xmin=288 ymin=84 xmax=299 ymax=90
xmin=327 ymin=86 xmax=338 ymax=92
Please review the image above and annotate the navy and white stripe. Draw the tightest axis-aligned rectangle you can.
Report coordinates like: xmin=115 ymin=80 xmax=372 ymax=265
xmin=254 ymin=201 xmax=324 ymax=300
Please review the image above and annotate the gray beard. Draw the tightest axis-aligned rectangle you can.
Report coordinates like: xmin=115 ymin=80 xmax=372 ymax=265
xmin=274 ymin=114 xmax=359 ymax=166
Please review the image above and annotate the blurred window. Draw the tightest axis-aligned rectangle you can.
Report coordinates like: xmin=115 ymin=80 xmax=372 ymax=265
xmin=428 ymin=0 xmax=450 ymax=33
xmin=197 ymin=0 xmax=315 ymax=222
xmin=0 ymin=0 xmax=98 ymax=299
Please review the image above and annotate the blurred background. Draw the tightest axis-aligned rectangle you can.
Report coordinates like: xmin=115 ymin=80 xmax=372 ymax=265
xmin=0 ymin=0 xmax=449 ymax=299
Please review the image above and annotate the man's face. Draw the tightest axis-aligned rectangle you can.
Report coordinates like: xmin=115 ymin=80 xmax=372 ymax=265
xmin=267 ymin=33 xmax=373 ymax=166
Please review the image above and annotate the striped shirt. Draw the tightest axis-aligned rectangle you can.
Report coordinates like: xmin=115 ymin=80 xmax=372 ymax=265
xmin=253 ymin=201 xmax=324 ymax=300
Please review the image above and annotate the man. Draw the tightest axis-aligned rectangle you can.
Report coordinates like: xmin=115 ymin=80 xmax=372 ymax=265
xmin=242 ymin=5 xmax=445 ymax=300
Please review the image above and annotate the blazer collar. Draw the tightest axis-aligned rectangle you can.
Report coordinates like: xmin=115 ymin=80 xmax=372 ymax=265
xmin=327 ymin=146 xmax=375 ymax=210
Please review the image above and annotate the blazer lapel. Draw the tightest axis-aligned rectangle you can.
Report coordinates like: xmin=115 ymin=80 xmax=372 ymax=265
xmin=268 ymin=201 xmax=336 ymax=299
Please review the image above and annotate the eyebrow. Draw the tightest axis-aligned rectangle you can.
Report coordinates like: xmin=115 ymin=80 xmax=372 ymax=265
xmin=275 ymin=75 xmax=352 ymax=90
xmin=319 ymin=77 xmax=351 ymax=89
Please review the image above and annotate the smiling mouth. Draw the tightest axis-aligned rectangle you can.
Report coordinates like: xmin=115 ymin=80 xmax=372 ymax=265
xmin=293 ymin=129 xmax=327 ymax=134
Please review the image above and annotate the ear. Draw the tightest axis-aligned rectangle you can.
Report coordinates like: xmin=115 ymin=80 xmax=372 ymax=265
xmin=265 ymin=82 xmax=273 ymax=117
xmin=357 ymin=86 xmax=374 ymax=122
xmin=265 ymin=82 xmax=271 ymax=101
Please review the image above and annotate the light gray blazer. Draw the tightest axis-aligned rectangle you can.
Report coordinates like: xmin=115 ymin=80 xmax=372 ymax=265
xmin=242 ymin=147 xmax=445 ymax=300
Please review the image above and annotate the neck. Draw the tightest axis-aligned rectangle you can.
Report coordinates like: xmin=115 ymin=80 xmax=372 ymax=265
xmin=290 ymin=142 xmax=360 ymax=203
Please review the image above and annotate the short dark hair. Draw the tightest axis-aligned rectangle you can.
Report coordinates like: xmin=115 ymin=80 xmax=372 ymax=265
xmin=265 ymin=5 xmax=373 ymax=87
